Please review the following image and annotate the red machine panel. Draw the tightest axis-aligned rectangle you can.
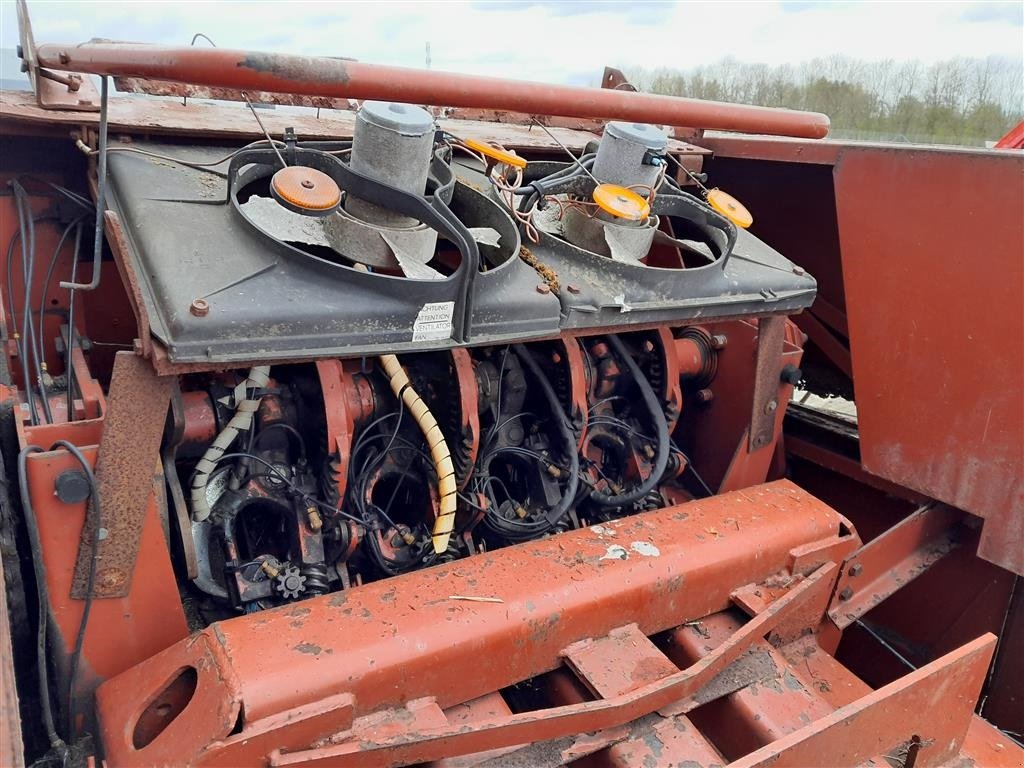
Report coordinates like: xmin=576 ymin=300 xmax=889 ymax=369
xmin=833 ymin=147 xmax=1023 ymax=575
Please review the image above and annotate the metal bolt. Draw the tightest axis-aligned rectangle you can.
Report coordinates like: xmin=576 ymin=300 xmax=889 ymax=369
xmin=567 ymin=284 xmax=581 ymax=294
xmin=190 ymin=298 xmax=210 ymax=317
xmin=695 ymin=388 xmax=714 ymax=404
xmin=838 ymin=587 xmax=854 ymax=601
xmin=764 ymin=399 xmax=778 ymax=414
xmin=710 ymin=334 xmax=727 ymax=350
xmin=301 ymin=179 xmax=314 ymax=189
xmin=58 ymin=51 xmax=70 ymax=65
xmin=642 ymin=339 xmax=655 ymax=353
xmin=848 ymin=563 xmax=863 ymax=577
xmin=793 ymin=266 xmax=805 ymax=275
xmin=536 ymin=283 xmax=550 ymax=294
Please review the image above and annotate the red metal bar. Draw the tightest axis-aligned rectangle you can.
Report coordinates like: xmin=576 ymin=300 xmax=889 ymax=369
xmin=34 ymin=43 xmax=830 ymax=139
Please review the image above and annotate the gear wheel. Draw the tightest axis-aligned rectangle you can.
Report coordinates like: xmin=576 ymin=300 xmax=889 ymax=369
xmin=274 ymin=565 xmax=306 ymax=600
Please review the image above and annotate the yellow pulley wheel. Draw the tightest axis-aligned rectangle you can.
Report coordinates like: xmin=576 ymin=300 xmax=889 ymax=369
xmin=462 ymin=138 xmax=528 ymax=169
xmin=706 ymin=188 xmax=752 ymax=229
xmin=593 ymin=183 xmax=650 ymax=222
xmin=270 ymin=166 xmax=342 ymax=217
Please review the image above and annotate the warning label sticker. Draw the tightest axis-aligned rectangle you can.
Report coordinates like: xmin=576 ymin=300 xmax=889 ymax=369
xmin=412 ymin=301 xmax=455 ymax=342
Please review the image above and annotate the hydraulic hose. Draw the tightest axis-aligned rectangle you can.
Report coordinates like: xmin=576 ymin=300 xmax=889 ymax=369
xmin=190 ymin=365 xmax=271 ymax=521
xmin=378 ymin=354 xmax=456 ymax=555
xmin=589 ymin=334 xmax=670 ymax=509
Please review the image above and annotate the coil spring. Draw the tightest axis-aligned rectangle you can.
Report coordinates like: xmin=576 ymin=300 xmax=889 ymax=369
xmin=300 ymin=563 xmax=330 ymax=596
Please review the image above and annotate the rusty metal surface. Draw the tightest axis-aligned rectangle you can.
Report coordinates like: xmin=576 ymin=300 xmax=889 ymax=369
xmin=112 ymin=77 xmax=355 ymax=109
xmin=0 ymin=558 xmax=25 ymax=768
xmin=35 ymin=42 xmax=829 ymax=138
xmin=563 ymin=623 xmax=680 ymax=700
xmin=270 ymin=569 xmax=833 ymax=767
xmin=828 ymin=503 xmax=966 ymax=630
xmin=71 ymin=352 xmax=173 ymax=597
xmin=748 ymin=316 xmax=786 ymax=452
xmin=0 ymin=90 xmax=626 ymax=153
xmin=24 ymin=445 xmax=187 ymax=723
xmin=15 ymin=0 xmax=97 ymax=112
xmin=731 ymin=633 xmax=997 ymax=768
xmin=832 ymin=147 xmax=1024 ymax=575
xmin=93 ymin=480 xmax=848 ymax=766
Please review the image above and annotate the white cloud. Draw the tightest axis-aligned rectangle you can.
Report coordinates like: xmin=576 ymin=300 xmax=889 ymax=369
xmin=1 ymin=0 xmax=1021 ymax=87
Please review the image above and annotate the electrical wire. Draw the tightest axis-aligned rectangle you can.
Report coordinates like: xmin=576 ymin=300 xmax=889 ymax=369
xmin=48 ymin=440 xmax=99 ymax=737
xmin=11 ymin=182 xmax=53 ymax=424
xmin=588 ymin=335 xmax=669 ymax=509
xmin=250 ymin=422 xmax=307 ymax=460
xmin=16 ymin=445 xmax=68 ymax=760
xmin=65 ymin=224 xmax=84 ymax=422
xmin=210 ymin=451 xmax=366 ymax=527
xmin=478 ymin=345 xmax=580 ymax=541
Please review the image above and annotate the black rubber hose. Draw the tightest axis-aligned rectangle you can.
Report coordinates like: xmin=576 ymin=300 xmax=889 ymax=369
xmin=11 ymin=191 xmax=39 ymax=424
xmin=15 ymin=187 xmax=54 ymax=424
xmin=511 ymin=343 xmax=579 ymax=525
xmin=588 ymin=334 xmax=670 ymax=509
xmin=17 ymin=445 xmax=68 ymax=757
xmin=49 ymin=439 xmax=99 ymax=738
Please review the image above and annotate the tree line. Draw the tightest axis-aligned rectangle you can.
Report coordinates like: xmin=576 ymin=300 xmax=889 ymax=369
xmin=628 ymin=55 xmax=1023 ymax=146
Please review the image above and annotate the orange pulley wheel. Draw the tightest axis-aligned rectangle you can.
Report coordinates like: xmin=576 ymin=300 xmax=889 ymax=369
xmin=270 ymin=166 xmax=342 ymax=216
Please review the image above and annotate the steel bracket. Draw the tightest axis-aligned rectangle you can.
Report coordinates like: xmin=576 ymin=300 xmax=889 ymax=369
xmin=828 ymin=502 xmax=966 ymax=629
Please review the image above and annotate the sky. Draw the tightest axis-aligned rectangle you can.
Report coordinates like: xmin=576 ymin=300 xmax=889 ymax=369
xmin=1 ymin=0 xmax=1022 ymax=88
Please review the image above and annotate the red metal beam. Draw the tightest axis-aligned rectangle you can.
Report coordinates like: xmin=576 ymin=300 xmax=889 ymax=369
xmin=94 ymin=480 xmax=849 ymax=766
xmin=34 ymin=43 xmax=829 ymax=139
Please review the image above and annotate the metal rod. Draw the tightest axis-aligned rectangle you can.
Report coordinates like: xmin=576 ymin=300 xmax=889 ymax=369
xmin=242 ymin=92 xmax=286 ymax=168
xmin=61 ymin=75 xmax=107 ymax=291
xmin=35 ymin=43 xmax=830 ymax=139
xmin=855 ymin=619 xmax=918 ymax=672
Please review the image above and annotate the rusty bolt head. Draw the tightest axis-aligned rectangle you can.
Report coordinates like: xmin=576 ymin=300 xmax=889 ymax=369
xmin=838 ymin=586 xmax=854 ymax=601
xmin=301 ymin=179 xmax=314 ymax=189
xmin=642 ymin=339 xmax=655 ymax=353
xmin=567 ymin=284 xmax=581 ymax=294
xmin=551 ymin=351 xmax=562 ymax=364
xmin=97 ymin=567 xmax=127 ymax=592
xmin=848 ymin=563 xmax=863 ymax=577
xmin=591 ymin=342 xmax=609 ymax=358
xmin=59 ymin=51 xmax=71 ymax=64
xmin=764 ymin=399 xmax=778 ymax=414
xmin=190 ymin=298 xmax=210 ymax=317
xmin=536 ymin=283 xmax=551 ymax=294
xmin=695 ymin=388 xmax=714 ymax=404
xmin=710 ymin=334 xmax=728 ymax=350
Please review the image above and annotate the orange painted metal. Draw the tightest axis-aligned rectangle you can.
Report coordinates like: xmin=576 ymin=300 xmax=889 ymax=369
xmin=20 ymin=446 xmax=187 ymax=729
xmin=94 ymin=480 xmax=848 ymax=767
xmin=827 ymin=503 xmax=966 ymax=630
xmin=34 ymin=43 xmax=830 ymax=139
xmin=732 ymin=633 xmax=997 ymax=768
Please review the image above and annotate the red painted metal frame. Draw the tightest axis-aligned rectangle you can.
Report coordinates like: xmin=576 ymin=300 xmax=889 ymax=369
xmin=832 ymin=147 xmax=1024 ymax=575
xmin=734 ymin=633 xmax=996 ymax=768
xmin=33 ymin=43 xmax=828 ymax=139
xmin=827 ymin=503 xmax=966 ymax=629
xmin=702 ymin=137 xmax=1024 ymax=577
xmin=94 ymin=480 xmax=850 ymax=766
